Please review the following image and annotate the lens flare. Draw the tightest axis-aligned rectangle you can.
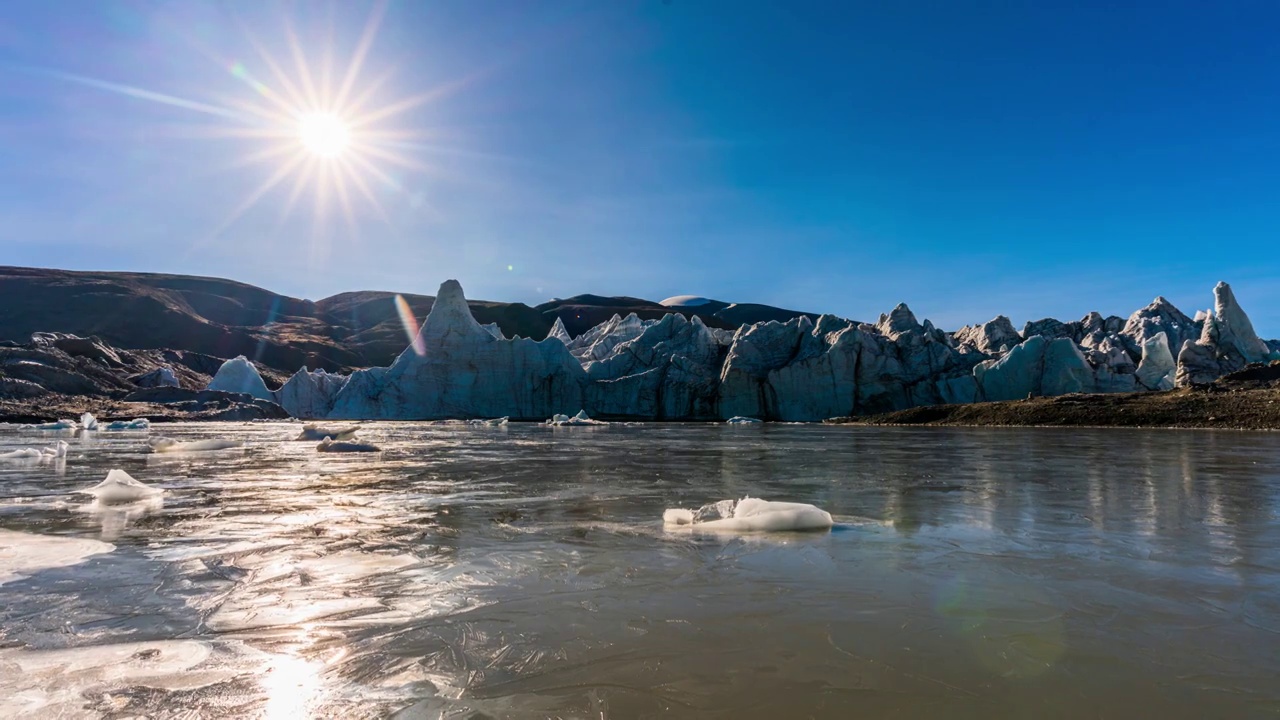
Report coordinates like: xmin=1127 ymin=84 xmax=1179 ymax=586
xmin=395 ymin=294 xmax=426 ymax=356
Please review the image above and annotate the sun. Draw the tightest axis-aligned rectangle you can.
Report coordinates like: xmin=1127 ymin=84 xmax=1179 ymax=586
xmin=50 ymin=1 xmax=478 ymax=241
xmin=298 ymin=113 xmax=350 ymax=158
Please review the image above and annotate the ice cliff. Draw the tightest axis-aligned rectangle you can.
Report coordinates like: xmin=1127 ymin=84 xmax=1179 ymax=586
xmin=327 ymin=280 xmax=585 ymax=420
xmin=206 ymin=280 xmax=1277 ymax=422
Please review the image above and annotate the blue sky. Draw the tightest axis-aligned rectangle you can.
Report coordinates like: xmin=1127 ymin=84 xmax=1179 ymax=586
xmin=1 ymin=1 xmax=1278 ymax=336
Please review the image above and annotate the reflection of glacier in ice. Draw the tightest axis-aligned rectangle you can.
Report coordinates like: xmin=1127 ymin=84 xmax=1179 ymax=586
xmin=0 ymin=422 xmax=1278 ymax=717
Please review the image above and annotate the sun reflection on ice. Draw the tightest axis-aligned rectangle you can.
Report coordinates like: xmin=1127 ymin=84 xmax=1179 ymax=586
xmin=260 ymin=632 xmax=348 ymax=719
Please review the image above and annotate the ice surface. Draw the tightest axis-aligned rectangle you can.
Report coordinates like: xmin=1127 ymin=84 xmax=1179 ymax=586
xmin=725 ymin=416 xmax=762 ymax=424
xmin=148 ymin=437 xmax=244 ymax=453
xmin=0 ymin=529 xmax=113 ymax=586
xmin=205 ymin=355 xmax=274 ymax=401
xmin=104 ymin=418 xmax=150 ymax=431
xmin=79 ymin=469 xmax=164 ymax=504
xmin=0 ymin=640 xmax=212 ymax=717
xmin=469 ymin=416 xmax=509 ymax=426
xmin=664 ymin=497 xmax=833 ymax=532
xmin=30 ymin=419 xmax=76 ymax=431
xmin=295 ymin=424 xmax=360 ymax=441
xmin=79 ymin=412 xmax=98 ymax=431
xmin=317 ymin=437 xmax=381 ymax=453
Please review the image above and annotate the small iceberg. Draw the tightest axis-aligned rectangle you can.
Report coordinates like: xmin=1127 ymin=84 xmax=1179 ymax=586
xmin=31 ymin=419 xmax=76 ymax=431
xmin=148 ymin=437 xmax=244 ymax=453
xmin=317 ymin=437 xmax=381 ymax=453
xmin=105 ymin=418 xmax=151 ymax=431
xmin=664 ymin=497 xmax=833 ymax=532
xmin=546 ymin=410 xmax=606 ymax=426
xmin=469 ymin=416 xmax=509 ymax=426
xmin=0 ymin=441 xmax=68 ymax=461
xmin=79 ymin=469 xmax=164 ymax=505
xmin=295 ymin=424 xmax=359 ymax=441
xmin=80 ymin=412 xmax=99 ymax=431
xmin=726 ymin=416 xmax=763 ymax=424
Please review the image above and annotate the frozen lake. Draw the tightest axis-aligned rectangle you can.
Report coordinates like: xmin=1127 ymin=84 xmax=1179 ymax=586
xmin=1 ymin=422 xmax=1278 ymax=718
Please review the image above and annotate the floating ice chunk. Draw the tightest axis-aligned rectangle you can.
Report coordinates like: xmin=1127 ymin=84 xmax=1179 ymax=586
xmin=469 ymin=416 xmax=509 ymax=426
xmin=31 ymin=419 xmax=76 ymax=431
xmin=148 ymin=437 xmax=244 ymax=453
xmin=317 ymin=437 xmax=381 ymax=453
xmin=295 ymin=424 xmax=360 ymax=441
xmin=80 ymin=412 xmax=98 ymax=431
xmin=79 ymin=469 xmax=164 ymax=504
xmin=546 ymin=410 xmax=606 ymax=426
xmin=0 ymin=441 xmax=67 ymax=461
xmin=104 ymin=418 xmax=151 ymax=431
xmin=726 ymin=416 xmax=762 ymax=424
xmin=0 ymin=530 xmax=114 ymax=586
xmin=664 ymin=497 xmax=833 ymax=532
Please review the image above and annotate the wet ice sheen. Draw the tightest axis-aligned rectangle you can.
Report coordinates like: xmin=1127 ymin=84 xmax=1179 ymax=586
xmin=0 ymin=422 xmax=1278 ymax=718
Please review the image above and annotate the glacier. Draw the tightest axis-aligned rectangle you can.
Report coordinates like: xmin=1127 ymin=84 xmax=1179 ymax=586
xmin=204 ymin=279 xmax=1278 ymax=422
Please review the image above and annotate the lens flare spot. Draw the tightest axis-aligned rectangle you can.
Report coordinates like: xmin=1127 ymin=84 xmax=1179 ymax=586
xmin=507 ymin=264 xmax=513 ymax=271
xmin=395 ymin=294 xmax=426 ymax=356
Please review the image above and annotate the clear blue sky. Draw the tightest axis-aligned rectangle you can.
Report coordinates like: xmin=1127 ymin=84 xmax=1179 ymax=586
xmin=2 ymin=1 xmax=1278 ymax=336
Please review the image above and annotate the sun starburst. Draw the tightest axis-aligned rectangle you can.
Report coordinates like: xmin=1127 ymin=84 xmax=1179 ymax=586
xmin=42 ymin=0 xmax=471 ymax=244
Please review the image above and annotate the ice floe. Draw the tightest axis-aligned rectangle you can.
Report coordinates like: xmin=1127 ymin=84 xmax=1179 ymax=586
xmin=295 ymin=424 xmax=360 ymax=441
xmin=317 ymin=437 xmax=381 ymax=453
xmin=30 ymin=419 xmax=76 ymax=431
xmin=0 ymin=529 xmax=114 ymax=586
xmin=104 ymin=418 xmax=151 ymax=431
xmin=664 ymin=497 xmax=833 ymax=532
xmin=726 ymin=416 xmax=762 ymax=424
xmin=79 ymin=412 xmax=98 ymax=431
xmin=148 ymin=437 xmax=244 ymax=453
xmin=469 ymin=416 xmax=509 ymax=426
xmin=546 ymin=410 xmax=606 ymax=426
xmin=0 ymin=441 xmax=65 ymax=461
xmin=79 ymin=469 xmax=164 ymax=504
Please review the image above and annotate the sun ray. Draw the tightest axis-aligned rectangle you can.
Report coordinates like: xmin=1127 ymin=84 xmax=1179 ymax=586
xmin=355 ymin=143 xmax=432 ymax=174
xmin=341 ymin=66 xmax=399 ymax=119
xmin=221 ymin=142 xmax=301 ymax=173
xmin=39 ymin=69 xmax=253 ymax=124
xmin=235 ymin=16 xmax=312 ymax=115
xmin=345 ymin=151 xmax=402 ymax=193
xmin=275 ymin=156 xmax=319 ymax=232
xmin=319 ymin=0 xmax=337 ymax=111
xmin=337 ymin=156 xmax=394 ymax=227
xmin=284 ymin=14 xmax=322 ymax=112
xmin=347 ymin=73 xmax=477 ymax=129
xmin=331 ymin=159 xmax=360 ymax=239
xmin=333 ymin=0 xmax=388 ymax=111
xmin=205 ymin=151 xmax=309 ymax=242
